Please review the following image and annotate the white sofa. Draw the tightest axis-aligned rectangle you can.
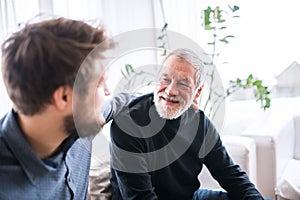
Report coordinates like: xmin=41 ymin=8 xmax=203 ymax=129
xmin=89 ymin=98 xmax=300 ymax=199
xmin=90 ymin=124 xmax=261 ymax=199
xmin=241 ymin=98 xmax=300 ymax=199
xmin=203 ymin=97 xmax=300 ymax=199
xmin=198 ymin=135 xmax=258 ymax=190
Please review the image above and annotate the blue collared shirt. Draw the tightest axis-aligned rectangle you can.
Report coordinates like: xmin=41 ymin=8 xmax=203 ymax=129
xmin=0 ymin=110 xmax=92 ymax=200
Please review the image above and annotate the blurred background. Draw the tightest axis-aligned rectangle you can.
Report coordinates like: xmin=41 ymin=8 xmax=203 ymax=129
xmin=1 ymin=2 xmax=300 ymax=198
xmin=1 ymin=0 xmax=300 ymax=130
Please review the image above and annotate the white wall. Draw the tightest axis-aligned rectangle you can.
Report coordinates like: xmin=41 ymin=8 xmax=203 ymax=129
xmin=198 ymin=0 xmax=300 ymax=88
xmin=1 ymin=0 xmax=300 ymax=117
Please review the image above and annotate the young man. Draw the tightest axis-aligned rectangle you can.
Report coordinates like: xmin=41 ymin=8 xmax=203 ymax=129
xmin=0 ymin=18 xmax=112 ymax=199
xmin=107 ymin=49 xmax=265 ymax=200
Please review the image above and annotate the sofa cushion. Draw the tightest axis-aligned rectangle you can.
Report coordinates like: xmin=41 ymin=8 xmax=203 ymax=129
xmin=198 ymin=135 xmax=257 ymax=189
xmin=88 ymin=156 xmax=111 ymax=200
xmin=275 ymin=159 xmax=300 ymax=200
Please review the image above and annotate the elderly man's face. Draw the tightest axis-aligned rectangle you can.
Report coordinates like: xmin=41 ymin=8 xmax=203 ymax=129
xmin=154 ymin=55 xmax=198 ymax=119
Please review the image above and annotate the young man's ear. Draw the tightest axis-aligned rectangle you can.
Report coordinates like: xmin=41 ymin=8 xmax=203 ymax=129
xmin=52 ymin=86 xmax=72 ymax=111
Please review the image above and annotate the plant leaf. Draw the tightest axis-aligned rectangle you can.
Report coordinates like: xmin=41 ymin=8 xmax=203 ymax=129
xmin=157 ymin=35 xmax=164 ymax=40
xmin=264 ymin=97 xmax=271 ymax=109
xmin=125 ymin=64 xmax=134 ymax=75
xmin=204 ymin=6 xmax=213 ymax=30
xmin=224 ymin=35 xmax=235 ymax=39
xmin=158 ymin=43 xmax=166 ymax=48
xmin=228 ymin=5 xmax=240 ymax=12
xmin=215 ymin=7 xmax=226 ymax=23
xmin=219 ymin=35 xmax=235 ymax=44
xmin=253 ymin=80 xmax=262 ymax=86
xmin=246 ymin=74 xmax=253 ymax=84
xmin=161 ymin=49 xmax=167 ymax=56
xmin=162 ymin=23 xmax=168 ymax=31
xmin=219 ymin=39 xmax=228 ymax=44
xmin=120 ymin=69 xmax=127 ymax=79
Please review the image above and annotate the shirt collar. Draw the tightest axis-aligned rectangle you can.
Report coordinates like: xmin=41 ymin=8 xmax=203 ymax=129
xmin=2 ymin=110 xmax=55 ymax=184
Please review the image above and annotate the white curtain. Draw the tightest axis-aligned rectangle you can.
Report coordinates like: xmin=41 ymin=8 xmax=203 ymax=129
xmin=0 ymin=0 xmax=17 ymax=116
xmin=0 ymin=0 xmax=205 ymax=116
xmin=158 ymin=0 xmax=203 ymax=44
xmin=0 ymin=0 xmax=162 ymax=116
xmin=0 ymin=0 xmax=17 ymax=42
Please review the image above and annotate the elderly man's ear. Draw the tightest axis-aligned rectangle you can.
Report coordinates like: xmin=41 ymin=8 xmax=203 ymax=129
xmin=192 ymin=84 xmax=204 ymax=110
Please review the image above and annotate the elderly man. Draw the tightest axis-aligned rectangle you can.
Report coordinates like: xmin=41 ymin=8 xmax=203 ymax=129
xmin=106 ymin=48 xmax=265 ymax=200
xmin=0 ymin=18 xmax=112 ymax=199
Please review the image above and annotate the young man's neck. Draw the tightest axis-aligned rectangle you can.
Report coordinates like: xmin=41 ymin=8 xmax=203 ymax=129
xmin=17 ymin=109 xmax=69 ymax=159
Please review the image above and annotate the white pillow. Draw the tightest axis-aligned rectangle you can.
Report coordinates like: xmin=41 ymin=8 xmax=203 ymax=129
xmin=275 ymin=159 xmax=300 ymax=200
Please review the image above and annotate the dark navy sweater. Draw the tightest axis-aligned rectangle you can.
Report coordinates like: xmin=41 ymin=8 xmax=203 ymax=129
xmin=108 ymin=93 xmax=263 ymax=200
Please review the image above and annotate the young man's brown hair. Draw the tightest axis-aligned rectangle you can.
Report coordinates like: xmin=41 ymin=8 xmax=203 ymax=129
xmin=1 ymin=18 xmax=111 ymax=115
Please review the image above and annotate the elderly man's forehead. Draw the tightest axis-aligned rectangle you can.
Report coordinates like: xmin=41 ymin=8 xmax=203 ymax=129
xmin=158 ymin=65 xmax=196 ymax=83
xmin=161 ymin=55 xmax=195 ymax=70
xmin=159 ymin=66 xmax=193 ymax=75
xmin=164 ymin=54 xmax=189 ymax=63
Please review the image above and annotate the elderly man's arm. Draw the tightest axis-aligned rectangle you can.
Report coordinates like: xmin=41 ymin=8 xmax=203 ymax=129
xmin=203 ymin=118 xmax=264 ymax=200
xmin=102 ymin=92 xmax=142 ymax=123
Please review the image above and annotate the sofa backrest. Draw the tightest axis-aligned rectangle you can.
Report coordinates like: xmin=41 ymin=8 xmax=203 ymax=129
xmin=294 ymin=116 xmax=300 ymax=159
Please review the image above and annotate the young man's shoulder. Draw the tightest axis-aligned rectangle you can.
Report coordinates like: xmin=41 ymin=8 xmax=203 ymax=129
xmin=0 ymin=111 xmax=12 ymax=137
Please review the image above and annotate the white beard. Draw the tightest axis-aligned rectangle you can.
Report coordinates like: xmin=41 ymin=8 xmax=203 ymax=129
xmin=153 ymin=92 xmax=194 ymax=120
